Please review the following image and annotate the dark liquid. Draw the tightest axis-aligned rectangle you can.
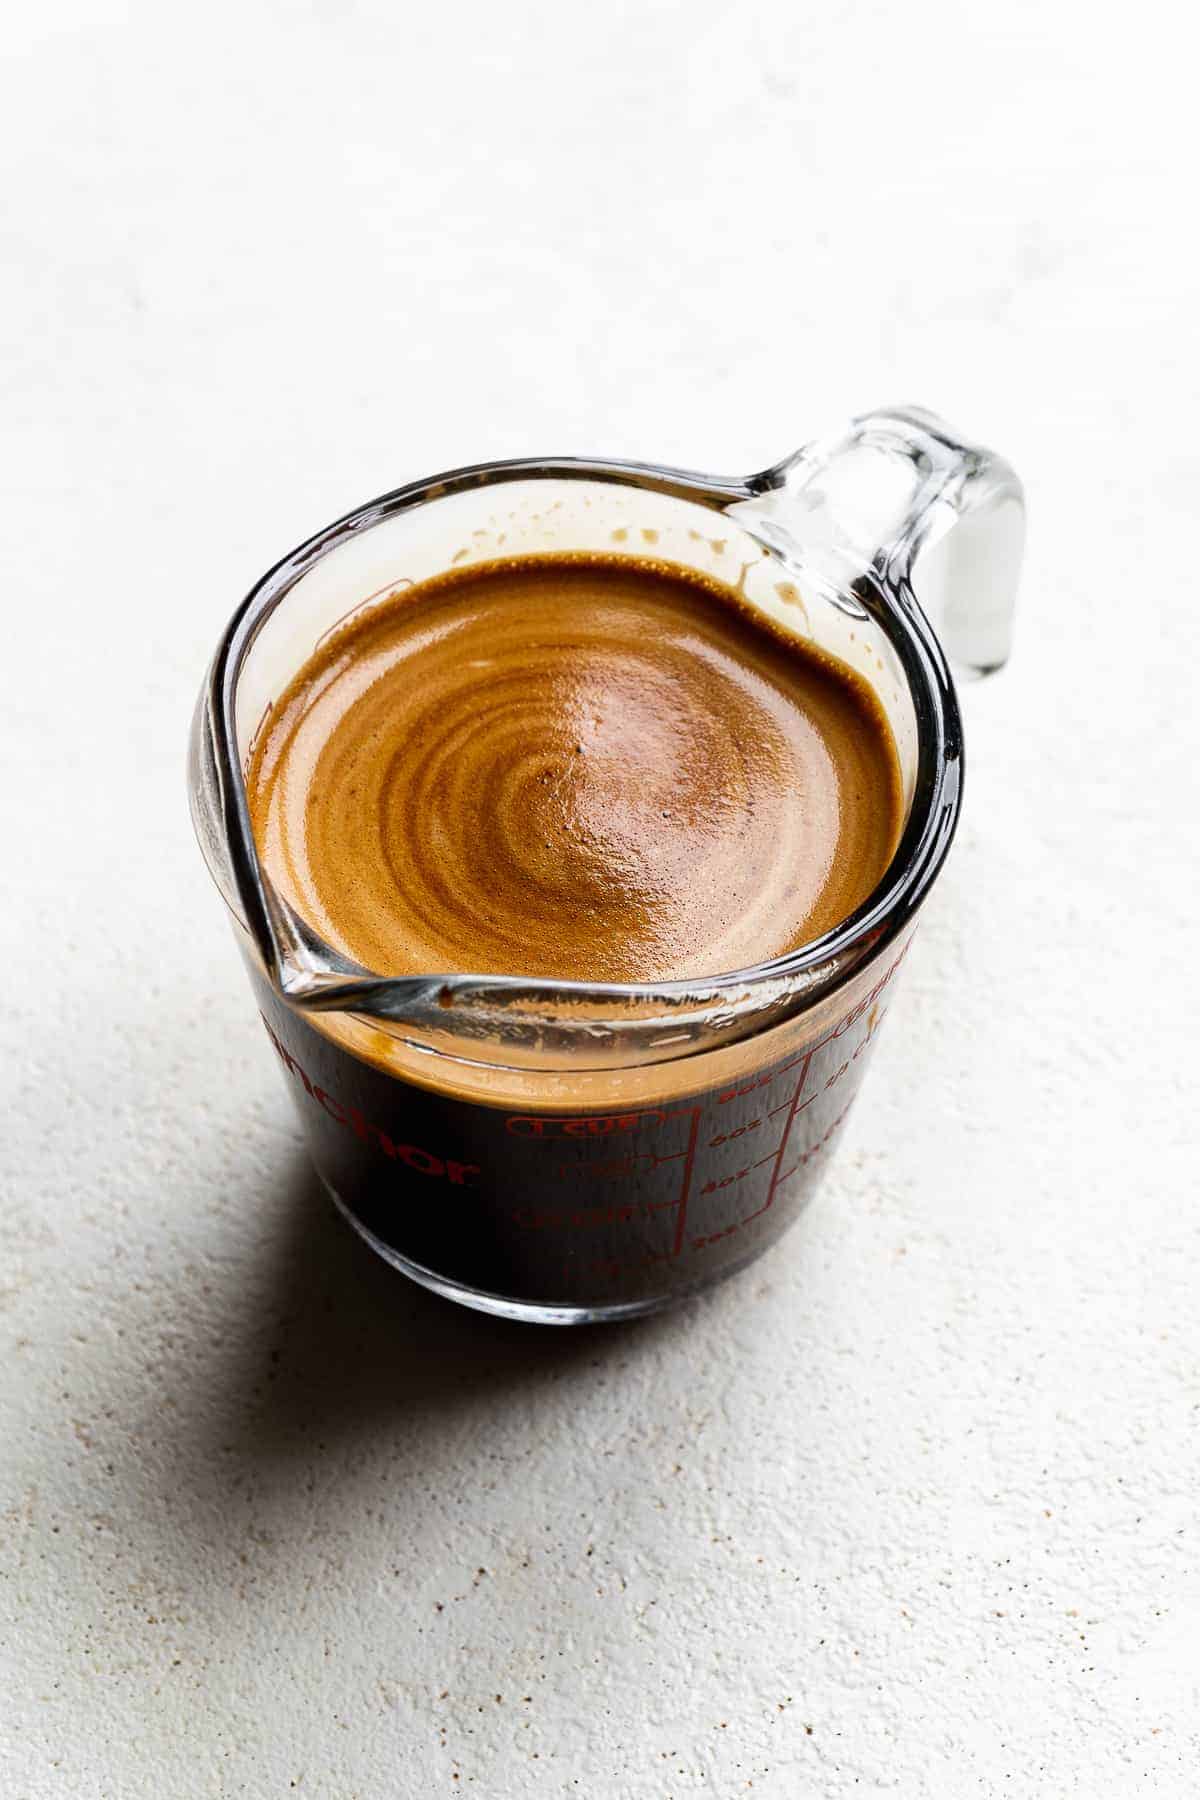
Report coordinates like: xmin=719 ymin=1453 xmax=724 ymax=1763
xmin=251 ymin=936 xmax=910 ymax=1314
xmin=245 ymin=553 xmax=909 ymax=1311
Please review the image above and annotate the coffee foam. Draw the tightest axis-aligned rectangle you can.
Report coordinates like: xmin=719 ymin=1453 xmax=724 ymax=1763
xmin=247 ymin=554 xmax=903 ymax=986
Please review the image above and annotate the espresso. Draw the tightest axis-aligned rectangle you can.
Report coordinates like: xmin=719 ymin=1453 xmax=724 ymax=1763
xmin=247 ymin=555 xmax=903 ymax=982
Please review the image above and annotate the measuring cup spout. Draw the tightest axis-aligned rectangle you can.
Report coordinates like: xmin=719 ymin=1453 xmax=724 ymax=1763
xmin=191 ymin=406 xmax=1023 ymax=1039
xmin=737 ymin=406 xmax=1025 ymax=679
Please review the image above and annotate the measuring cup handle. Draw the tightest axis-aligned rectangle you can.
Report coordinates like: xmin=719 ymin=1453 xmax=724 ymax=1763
xmin=755 ymin=406 xmax=1026 ymax=678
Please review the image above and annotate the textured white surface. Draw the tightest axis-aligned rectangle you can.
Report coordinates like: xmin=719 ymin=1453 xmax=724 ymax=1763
xmin=2 ymin=2 xmax=1198 ymax=1794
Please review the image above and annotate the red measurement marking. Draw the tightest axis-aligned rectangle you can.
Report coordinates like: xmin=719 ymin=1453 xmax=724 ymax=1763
xmin=700 ymin=1167 xmax=752 ymax=1194
xmin=540 ymin=1140 xmax=698 ymax=1187
xmin=767 ymin=1091 xmax=816 ymax=1120
xmin=715 ymin=1044 xmax=810 ymax=1105
xmin=808 ymin=943 xmax=910 ymax=1053
xmin=743 ymin=1052 xmax=814 ymax=1225
xmin=671 ymin=1108 xmax=702 ymax=1258
xmin=506 ymin=1107 xmax=697 ymax=1139
xmin=691 ymin=1054 xmax=819 ymax=1252
xmin=776 ymin=1098 xmax=856 ymax=1185
xmin=575 ymin=1248 xmax=677 ymax=1282
xmin=259 ymin=1014 xmax=479 ymax=1185
xmin=514 ymin=1201 xmax=646 ymax=1234
xmin=708 ymin=1118 xmax=762 ymax=1147
xmin=716 ymin=940 xmax=911 ymax=1106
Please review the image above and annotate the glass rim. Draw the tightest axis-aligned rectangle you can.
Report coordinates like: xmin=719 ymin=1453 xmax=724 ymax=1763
xmin=198 ymin=451 xmax=962 ymax=1063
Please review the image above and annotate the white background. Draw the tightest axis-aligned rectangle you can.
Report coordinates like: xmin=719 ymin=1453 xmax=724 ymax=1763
xmin=2 ymin=2 xmax=1197 ymax=1794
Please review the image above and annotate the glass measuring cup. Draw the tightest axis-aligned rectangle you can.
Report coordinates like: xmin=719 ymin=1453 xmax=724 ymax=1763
xmin=189 ymin=406 xmax=1023 ymax=1324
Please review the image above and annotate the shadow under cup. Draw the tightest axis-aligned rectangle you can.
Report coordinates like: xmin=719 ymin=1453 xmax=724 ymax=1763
xmin=190 ymin=409 xmax=1023 ymax=1322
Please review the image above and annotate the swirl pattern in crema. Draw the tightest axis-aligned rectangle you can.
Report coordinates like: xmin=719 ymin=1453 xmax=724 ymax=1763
xmin=247 ymin=555 xmax=904 ymax=983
